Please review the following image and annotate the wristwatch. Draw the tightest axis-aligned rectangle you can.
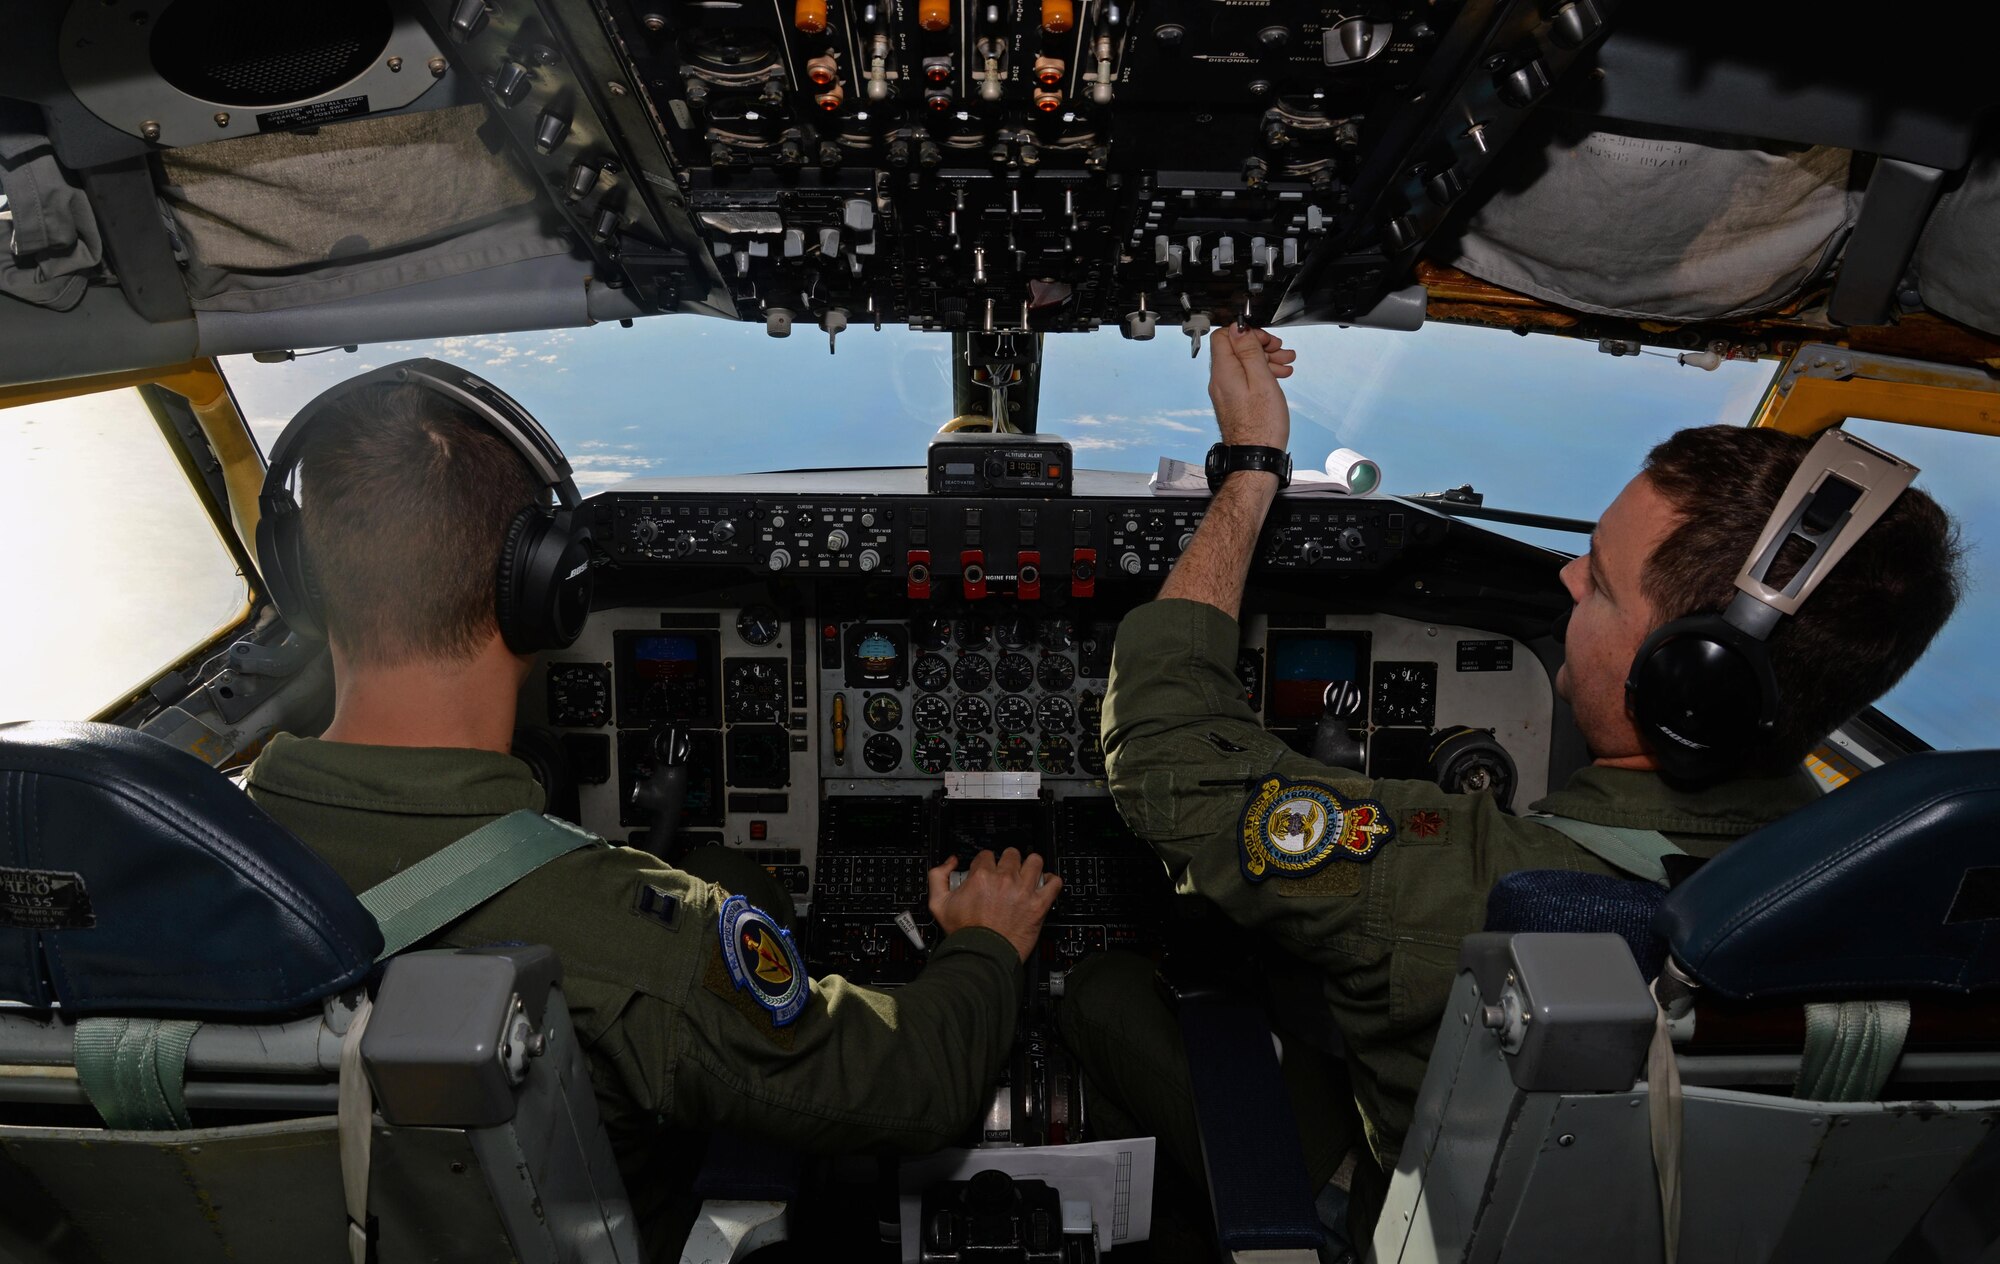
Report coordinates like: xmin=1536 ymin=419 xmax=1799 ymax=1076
xmin=1205 ymin=443 xmax=1293 ymax=492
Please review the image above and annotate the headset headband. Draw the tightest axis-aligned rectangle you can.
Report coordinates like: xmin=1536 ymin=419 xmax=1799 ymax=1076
xmin=1718 ymin=428 xmax=1918 ymax=641
xmin=260 ymin=358 xmax=580 ymax=512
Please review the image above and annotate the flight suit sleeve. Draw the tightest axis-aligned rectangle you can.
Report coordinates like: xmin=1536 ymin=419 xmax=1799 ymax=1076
xmin=1101 ymin=599 xmax=1618 ymax=1154
xmin=573 ymin=849 xmax=1025 ymax=1154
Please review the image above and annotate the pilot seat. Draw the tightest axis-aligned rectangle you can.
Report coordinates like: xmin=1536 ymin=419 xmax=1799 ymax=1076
xmin=0 ymin=720 xmax=641 ymax=1263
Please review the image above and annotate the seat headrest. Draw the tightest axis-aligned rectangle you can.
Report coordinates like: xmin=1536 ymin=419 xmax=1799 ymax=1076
xmin=1657 ymin=750 xmax=2000 ymax=1001
xmin=0 ymin=721 xmax=381 ymax=1014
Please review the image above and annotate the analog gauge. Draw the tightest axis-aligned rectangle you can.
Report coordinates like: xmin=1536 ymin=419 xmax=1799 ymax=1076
xmin=952 ymin=653 xmax=994 ymax=692
xmin=1078 ymin=738 xmax=1105 ymax=777
xmin=1037 ymin=734 xmax=1076 ymax=775
xmin=724 ymin=659 xmax=787 ymax=725
xmin=546 ymin=663 xmax=611 ymax=728
xmin=995 ymin=615 xmax=1039 ymax=650
xmin=913 ymin=734 xmax=952 ymax=774
xmin=994 ymin=652 xmax=1035 ymax=693
xmin=863 ymin=692 xmax=903 ymax=732
xmin=736 ymin=605 xmax=781 ymax=647
xmin=955 ymin=734 xmax=992 ymax=771
xmin=913 ymin=653 xmax=951 ymax=692
xmin=913 ymin=693 xmax=952 ymax=733
xmin=1036 ymin=654 xmax=1077 ymax=692
xmin=996 ymin=694 xmax=1034 ymax=734
xmin=863 ymin=733 xmax=903 ymax=773
xmin=1041 ymin=618 xmax=1076 ymax=652
xmin=911 ymin=615 xmax=952 ymax=650
xmin=953 ymin=695 xmax=992 ymax=732
xmin=1078 ymin=690 xmax=1104 ymax=740
xmin=1036 ymin=695 xmax=1075 ymax=733
xmin=997 ymin=734 xmax=1035 ymax=771
xmin=954 ymin=618 xmax=992 ymax=650
xmin=1372 ymin=661 xmax=1438 ymax=728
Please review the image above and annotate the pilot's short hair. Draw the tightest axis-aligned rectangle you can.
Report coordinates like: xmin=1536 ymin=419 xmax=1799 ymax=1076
xmin=1640 ymin=425 xmax=1963 ymax=771
xmin=296 ymin=381 xmax=543 ymax=666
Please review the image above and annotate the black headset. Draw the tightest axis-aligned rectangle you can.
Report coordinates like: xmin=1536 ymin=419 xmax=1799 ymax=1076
xmin=1623 ymin=428 xmax=1917 ymax=784
xmin=255 ymin=358 xmax=594 ymax=655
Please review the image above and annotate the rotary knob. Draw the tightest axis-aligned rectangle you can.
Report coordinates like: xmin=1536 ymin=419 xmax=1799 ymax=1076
xmin=1300 ymin=539 xmax=1325 ymax=565
xmin=768 ymin=548 xmax=793 ymax=571
xmin=827 ymin=528 xmax=850 ymax=551
xmin=710 ymin=519 xmax=737 ymax=542
xmin=633 ymin=519 xmax=661 ymax=546
xmin=1178 ymin=531 xmax=1196 ymax=552
xmin=672 ymin=531 xmax=698 ymax=558
xmin=1119 ymin=551 xmax=1143 ymax=575
xmin=1338 ymin=526 xmax=1366 ymax=553
xmin=859 ymin=548 xmax=882 ymax=572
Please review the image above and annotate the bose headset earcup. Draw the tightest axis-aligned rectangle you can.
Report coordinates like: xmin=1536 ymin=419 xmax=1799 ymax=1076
xmin=254 ymin=496 xmax=327 ymax=641
xmin=496 ymin=506 xmax=593 ymax=654
xmin=1627 ymin=615 xmax=1780 ymax=784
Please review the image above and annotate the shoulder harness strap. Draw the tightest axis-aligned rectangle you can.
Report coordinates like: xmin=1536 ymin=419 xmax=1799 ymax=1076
xmin=358 ymin=810 xmax=601 ymax=959
xmin=1527 ymin=813 xmax=1687 ymax=888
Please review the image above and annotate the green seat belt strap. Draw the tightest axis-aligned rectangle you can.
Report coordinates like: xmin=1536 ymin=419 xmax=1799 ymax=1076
xmin=1796 ymin=999 xmax=1911 ymax=1101
xmin=73 ymin=1016 xmax=202 ymax=1129
xmin=359 ymin=810 xmax=602 ymax=960
xmin=1527 ymin=813 xmax=1688 ymax=888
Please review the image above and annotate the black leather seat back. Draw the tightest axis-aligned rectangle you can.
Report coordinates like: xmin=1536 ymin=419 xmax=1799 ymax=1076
xmin=1657 ymin=750 xmax=2000 ymax=1001
xmin=0 ymin=721 xmax=381 ymax=1014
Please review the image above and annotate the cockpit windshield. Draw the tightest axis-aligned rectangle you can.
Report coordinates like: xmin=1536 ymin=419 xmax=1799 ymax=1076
xmin=221 ymin=321 xmax=1991 ymax=750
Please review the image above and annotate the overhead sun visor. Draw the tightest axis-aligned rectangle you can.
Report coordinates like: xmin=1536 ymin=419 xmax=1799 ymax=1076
xmin=1912 ymin=149 xmax=2000 ymax=339
xmin=1444 ymin=121 xmax=1859 ymax=323
xmin=158 ymin=103 xmax=571 ymax=315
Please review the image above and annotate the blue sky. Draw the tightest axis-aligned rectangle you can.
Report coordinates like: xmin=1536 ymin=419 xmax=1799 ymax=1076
xmin=222 ymin=317 xmax=1992 ymax=749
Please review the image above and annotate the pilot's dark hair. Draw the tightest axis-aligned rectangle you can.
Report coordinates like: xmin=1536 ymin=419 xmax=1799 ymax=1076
xmin=1640 ymin=425 xmax=1963 ymax=771
xmin=296 ymin=381 xmax=543 ymax=666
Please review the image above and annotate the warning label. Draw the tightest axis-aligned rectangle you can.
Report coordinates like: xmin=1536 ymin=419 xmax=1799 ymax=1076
xmin=0 ymin=867 xmax=96 ymax=931
xmin=258 ymin=95 xmax=371 ymax=132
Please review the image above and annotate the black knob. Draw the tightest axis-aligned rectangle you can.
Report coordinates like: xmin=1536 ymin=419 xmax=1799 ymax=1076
xmin=1338 ymin=527 xmax=1366 ymax=553
xmin=1256 ymin=25 xmax=1290 ymax=50
xmin=1153 ymin=22 xmax=1185 ymax=48
xmin=492 ymin=60 xmax=533 ymax=107
xmin=534 ymin=109 xmax=571 ymax=153
xmin=1498 ymin=59 xmax=1554 ymax=107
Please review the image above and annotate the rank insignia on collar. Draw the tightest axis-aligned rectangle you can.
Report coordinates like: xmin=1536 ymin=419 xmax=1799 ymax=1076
xmin=1240 ymin=776 xmax=1395 ymax=881
xmin=1407 ymin=810 xmax=1444 ymax=839
xmin=718 ymin=894 xmax=808 ymax=1026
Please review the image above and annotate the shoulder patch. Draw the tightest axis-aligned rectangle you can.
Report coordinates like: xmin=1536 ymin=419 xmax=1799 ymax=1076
xmin=716 ymin=894 xmax=808 ymax=1027
xmin=1240 ymin=776 xmax=1395 ymax=882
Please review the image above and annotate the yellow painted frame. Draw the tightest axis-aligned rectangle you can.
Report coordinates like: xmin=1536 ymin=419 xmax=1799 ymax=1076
xmin=1751 ymin=343 xmax=2000 ymax=439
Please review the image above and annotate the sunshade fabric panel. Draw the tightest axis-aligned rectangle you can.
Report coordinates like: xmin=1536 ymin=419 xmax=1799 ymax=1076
xmin=1912 ymin=150 xmax=2000 ymax=339
xmin=1447 ymin=123 xmax=1859 ymax=323
xmin=159 ymin=103 xmax=569 ymax=314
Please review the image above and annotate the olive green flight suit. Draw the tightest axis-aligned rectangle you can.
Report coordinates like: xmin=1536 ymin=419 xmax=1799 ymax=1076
xmin=244 ymin=734 xmax=1022 ymax=1258
xmin=1059 ymin=599 xmax=1819 ymax=1213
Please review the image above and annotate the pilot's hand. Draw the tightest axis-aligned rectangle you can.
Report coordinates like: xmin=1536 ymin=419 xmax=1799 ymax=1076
xmin=1207 ymin=327 xmax=1295 ymax=453
xmin=928 ymin=849 xmax=1062 ymax=964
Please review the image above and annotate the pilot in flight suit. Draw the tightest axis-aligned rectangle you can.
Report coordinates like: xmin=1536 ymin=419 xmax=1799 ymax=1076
xmin=244 ymin=736 xmax=1033 ymax=1251
xmin=1056 ymin=326 xmax=1960 ymax=1250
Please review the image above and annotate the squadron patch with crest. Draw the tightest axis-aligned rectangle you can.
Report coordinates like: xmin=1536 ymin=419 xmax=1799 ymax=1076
xmin=1239 ymin=776 xmax=1394 ymax=881
xmin=717 ymin=894 xmax=808 ymax=1026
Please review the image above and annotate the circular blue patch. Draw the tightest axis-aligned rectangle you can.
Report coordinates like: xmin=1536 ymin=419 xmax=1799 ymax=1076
xmin=717 ymin=894 xmax=808 ymax=1026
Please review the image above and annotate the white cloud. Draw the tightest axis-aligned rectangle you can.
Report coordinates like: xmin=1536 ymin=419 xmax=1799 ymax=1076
xmin=1067 ymin=435 xmax=1133 ymax=451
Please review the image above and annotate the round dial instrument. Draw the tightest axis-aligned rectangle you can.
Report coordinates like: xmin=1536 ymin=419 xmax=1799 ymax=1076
xmin=1037 ymin=734 xmax=1075 ymax=775
xmin=913 ymin=734 xmax=952 ymax=774
xmin=911 ymin=615 xmax=952 ymax=650
xmin=546 ymin=663 xmax=610 ymax=728
xmin=1078 ymin=690 xmax=1104 ymax=738
xmin=994 ymin=615 xmax=1038 ymax=649
xmin=863 ymin=693 xmax=902 ymax=732
xmin=1041 ymin=618 xmax=1076 ymax=652
xmin=1036 ymin=695 xmax=1075 ymax=732
xmin=953 ymin=618 xmax=992 ymax=650
xmin=1078 ymin=739 xmax=1105 ymax=777
xmin=913 ymin=693 xmax=952 ymax=733
xmin=996 ymin=694 xmax=1034 ymax=734
xmin=996 ymin=734 xmax=1035 ymax=771
xmin=994 ymin=652 xmax=1035 ymax=693
xmin=1036 ymin=654 xmax=1077 ymax=692
xmin=952 ymin=653 xmax=994 ymax=692
xmin=954 ymin=734 xmax=992 ymax=771
xmin=1373 ymin=663 xmax=1438 ymax=727
xmin=953 ymin=695 xmax=992 ymax=732
xmin=863 ymin=733 xmax=903 ymax=773
xmin=913 ymin=653 xmax=950 ymax=692
xmin=735 ymin=605 xmax=781 ymax=647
